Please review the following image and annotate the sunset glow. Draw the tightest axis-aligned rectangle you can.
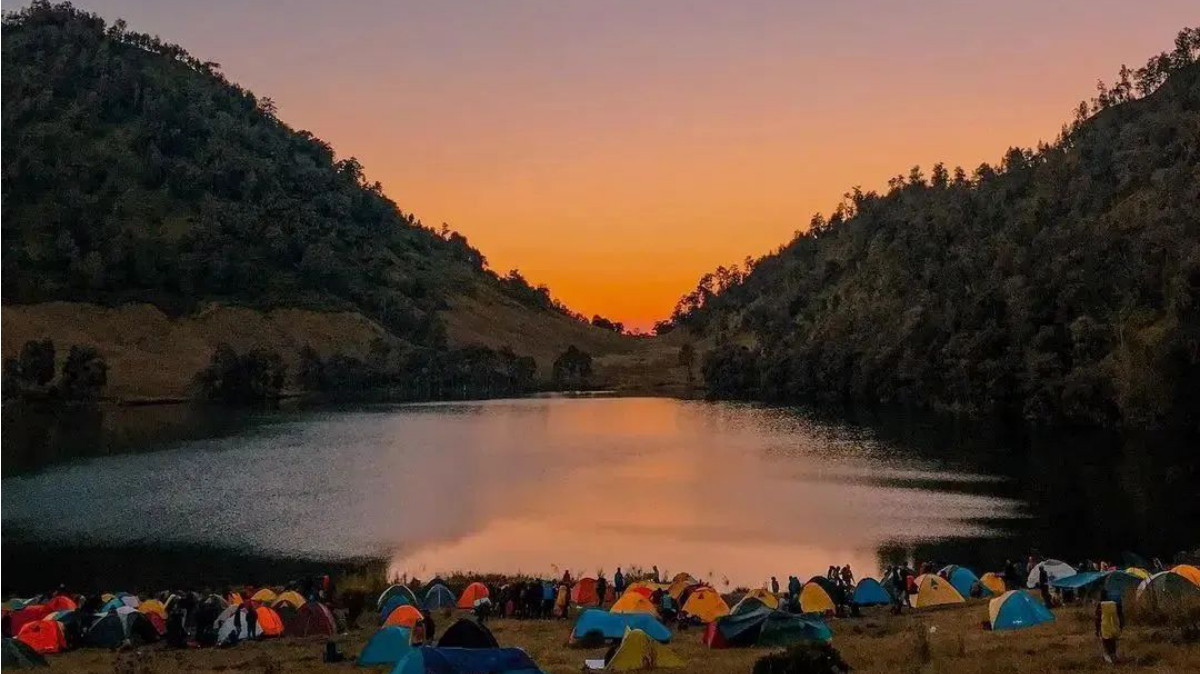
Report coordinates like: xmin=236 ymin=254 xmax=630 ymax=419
xmin=63 ymin=0 xmax=1199 ymax=330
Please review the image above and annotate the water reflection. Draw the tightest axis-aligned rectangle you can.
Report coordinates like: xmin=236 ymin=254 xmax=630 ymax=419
xmin=2 ymin=398 xmax=1033 ymax=586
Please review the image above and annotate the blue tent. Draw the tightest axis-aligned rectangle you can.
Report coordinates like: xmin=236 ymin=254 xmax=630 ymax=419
xmin=359 ymin=627 xmax=414 ymax=666
xmin=1102 ymin=571 xmax=1143 ymax=601
xmin=1050 ymin=571 xmax=1105 ymax=590
xmin=571 ymin=609 xmax=671 ymax=643
xmin=378 ymin=585 xmax=420 ymax=611
xmin=989 ymin=591 xmax=1053 ymax=631
xmin=851 ymin=578 xmax=891 ymax=606
xmin=424 ymin=585 xmax=456 ymax=611
xmin=381 ymin=594 xmax=419 ymax=621
xmin=941 ymin=566 xmax=987 ymax=598
xmin=390 ymin=647 xmax=543 ymax=674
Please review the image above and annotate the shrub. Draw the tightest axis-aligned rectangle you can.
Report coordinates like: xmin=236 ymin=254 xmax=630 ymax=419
xmin=752 ymin=643 xmax=851 ymax=674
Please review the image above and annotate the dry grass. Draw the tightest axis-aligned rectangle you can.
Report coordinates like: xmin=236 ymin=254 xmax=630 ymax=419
xmin=42 ymin=600 xmax=1200 ymax=673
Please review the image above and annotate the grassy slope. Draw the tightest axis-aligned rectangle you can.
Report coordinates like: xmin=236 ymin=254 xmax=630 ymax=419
xmin=45 ymin=601 xmax=1199 ymax=674
xmin=1 ymin=292 xmax=696 ymax=400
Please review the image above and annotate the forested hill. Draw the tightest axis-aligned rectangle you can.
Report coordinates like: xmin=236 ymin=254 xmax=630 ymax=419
xmin=671 ymin=30 xmax=1200 ymax=431
xmin=1 ymin=3 xmax=644 ymax=400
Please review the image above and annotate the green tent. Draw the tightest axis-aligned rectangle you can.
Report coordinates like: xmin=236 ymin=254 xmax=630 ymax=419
xmin=704 ymin=607 xmax=831 ymax=648
xmin=2 ymin=638 xmax=48 ymax=669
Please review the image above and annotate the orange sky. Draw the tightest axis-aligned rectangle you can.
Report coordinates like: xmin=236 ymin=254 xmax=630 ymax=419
xmin=64 ymin=1 xmax=1200 ymax=329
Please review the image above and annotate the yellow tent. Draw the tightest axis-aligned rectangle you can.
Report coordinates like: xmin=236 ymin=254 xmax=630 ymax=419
xmin=251 ymin=588 xmax=278 ymax=604
xmin=138 ymin=599 xmax=167 ymax=620
xmin=799 ymin=582 xmax=836 ymax=614
xmin=681 ymin=587 xmax=729 ymax=623
xmin=671 ymin=572 xmax=694 ymax=584
xmin=100 ymin=593 xmax=114 ymax=603
xmin=1171 ymin=565 xmax=1200 ymax=586
xmin=912 ymin=574 xmax=965 ymax=608
xmin=273 ymin=591 xmax=307 ymax=608
xmin=626 ymin=580 xmax=663 ymax=593
xmin=980 ymin=573 xmax=1006 ymax=595
xmin=228 ymin=591 xmax=244 ymax=605
xmin=1124 ymin=567 xmax=1150 ymax=580
xmin=604 ymin=629 xmax=684 ymax=671
xmin=610 ymin=592 xmax=659 ymax=616
xmin=744 ymin=588 xmax=779 ymax=608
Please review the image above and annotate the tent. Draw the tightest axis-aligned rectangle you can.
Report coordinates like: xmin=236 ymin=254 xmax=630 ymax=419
xmin=671 ymin=573 xmax=695 ymax=584
xmin=384 ymin=605 xmax=426 ymax=634
xmin=250 ymin=588 xmax=278 ymax=604
xmin=1103 ymin=571 xmax=1144 ymax=601
xmin=912 ymin=574 xmax=964 ymax=608
xmin=1050 ymin=571 xmax=1106 ymax=591
xmin=571 ymin=609 xmax=671 ymax=644
xmin=379 ymin=585 xmax=421 ymax=612
xmin=214 ymin=606 xmax=265 ymax=645
xmin=988 ymin=591 xmax=1053 ymax=631
xmin=425 ymin=584 xmax=457 ymax=611
xmin=255 ymin=606 xmax=285 ymax=637
xmin=44 ymin=596 xmax=76 ymax=612
xmin=1125 ymin=567 xmax=1151 ymax=580
xmin=1 ymin=637 xmax=48 ymax=669
xmin=358 ymin=626 xmax=414 ymax=666
xmin=457 ymin=583 xmax=490 ymax=609
xmin=9 ymin=605 xmax=52 ymax=636
xmin=1172 ymin=564 xmax=1200 ymax=586
xmin=381 ymin=594 xmax=421 ymax=622
xmin=799 ymin=581 xmax=836 ymax=614
xmin=703 ymin=607 xmax=831 ymax=649
xmin=625 ymin=586 xmax=653 ymax=600
xmin=626 ymin=580 xmax=660 ymax=594
xmin=1026 ymin=560 xmax=1076 ymax=589
xmin=138 ymin=599 xmax=167 ymax=620
xmin=1138 ymin=571 xmax=1200 ymax=603
xmin=666 ymin=579 xmax=694 ymax=601
xmin=227 ymin=592 xmax=243 ymax=605
xmin=15 ymin=621 xmax=67 ymax=654
xmin=680 ymin=586 xmax=728 ymax=623
xmin=729 ymin=596 xmax=769 ymax=616
xmin=610 ymin=592 xmax=658 ymax=617
xmin=3 ymin=598 xmax=31 ymax=611
xmin=980 ymin=573 xmax=1007 ymax=595
xmin=390 ymin=647 xmax=543 ymax=674
xmin=438 ymin=619 xmax=499 ymax=649
xmin=602 ymin=628 xmax=684 ymax=671
xmin=273 ymin=591 xmax=307 ymax=609
xmin=572 ymin=578 xmax=599 ymax=605
xmin=292 ymin=602 xmax=337 ymax=637
xmin=84 ymin=609 xmax=159 ymax=648
xmin=851 ymin=578 xmax=891 ymax=606
xmin=940 ymin=565 xmax=988 ymax=598
xmin=743 ymin=588 xmax=778 ymax=608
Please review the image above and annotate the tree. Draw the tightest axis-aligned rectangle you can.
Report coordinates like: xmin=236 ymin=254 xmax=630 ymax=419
xmin=15 ymin=339 xmax=56 ymax=387
xmin=552 ymin=345 xmax=593 ymax=389
xmin=678 ymin=343 xmax=696 ymax=386
xmin=58 ymin=345 xmax=108 ymax=400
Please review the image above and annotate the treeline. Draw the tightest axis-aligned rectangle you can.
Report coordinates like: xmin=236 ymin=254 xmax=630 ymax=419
xmin=2 ymin=339 xmax=108 ymax=402
xmin=197 ymin=342 xmax=539 ymax=403
xmin=671 ymin=29 xmax=1200 ymax=430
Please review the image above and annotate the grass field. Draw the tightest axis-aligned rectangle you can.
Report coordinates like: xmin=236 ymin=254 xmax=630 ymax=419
xmin=43 ymin=598 xmax=1200 ymax=674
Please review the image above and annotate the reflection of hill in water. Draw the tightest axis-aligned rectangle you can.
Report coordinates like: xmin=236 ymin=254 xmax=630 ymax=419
xmin=1 ymin=398 xmax=1195 ymax=592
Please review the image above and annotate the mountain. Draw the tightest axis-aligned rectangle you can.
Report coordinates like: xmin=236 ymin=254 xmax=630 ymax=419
xmin=0 ymin=2 xmax=683 ymax=400
xmin=671 ymin=30 xmax=1200 ymax=430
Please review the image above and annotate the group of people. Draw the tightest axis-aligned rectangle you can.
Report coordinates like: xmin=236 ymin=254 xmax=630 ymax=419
xmin=468 ymin=565 xmax=675 ymax=624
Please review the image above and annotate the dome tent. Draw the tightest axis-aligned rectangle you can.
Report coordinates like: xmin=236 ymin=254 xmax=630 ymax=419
xmin=988 ymin=591 xmax=1053 ymax=631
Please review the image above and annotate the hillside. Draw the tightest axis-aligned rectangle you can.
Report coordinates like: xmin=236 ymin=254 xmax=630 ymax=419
xmin=0 ymin=2 xmax=646 ymax=400
xmin=671 ymin=31 xmax=1200 ymax=430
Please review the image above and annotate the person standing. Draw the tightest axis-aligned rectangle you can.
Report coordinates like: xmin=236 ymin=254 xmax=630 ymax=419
xmin=614 ymin=568 xmax=625 ymax=596
xmin=1038 ymin=565 xmax=1052 ymax=607
xmin=652 ymin=566 xmax=660 ymax=583
xmin=841 ymin=565 xmax=854 ymax=587
xmin=770 ymin=576 xmax=780 ymax=596
xmin=1095 ymin=599 xmax=1124 ymax=664
xmin=595 ymin=574 xmax=608 ymax=607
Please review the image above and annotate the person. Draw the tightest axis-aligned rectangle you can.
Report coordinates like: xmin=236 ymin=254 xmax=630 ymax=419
xmin=1038 ymin=565 xmax=1052 ymax=607
xmin=562 ymin=570 xmax=573 ymax=587
xmin=595 ymin=574 xmax=608 ymax=607
xmin=165 ymin=605 xmax=188 ymax=648
xmin=652 ymin=566 xmax=660 ymax=583
xmin=614 ymin=568 xmax=625 ymax=596
xmin=771 ymin=576 xmax=780 ymax=595
xmin=1004 ymin=559 xmax=1021 ymax=592
xmin=555 ymin=583 xmax=570 ymax=620
xmin=1095 ymin=599 xmax=1124 ymax=663
xmin=474 ymin=597 xmax=493 ymax=625
xmin=658 ymin=590 xmax=678 ymax=624
xmin=542 ymin=580 xmax=556 ymax=618
xmin=422 ymin=609 xmax=436 ymax=641
xmin=841 ymin=565 xmax=854 ymax=587
xmin=788 ymin=575 xmax=802 ymax=606
xmin=244 ymin=601 xmax=258 ymax=640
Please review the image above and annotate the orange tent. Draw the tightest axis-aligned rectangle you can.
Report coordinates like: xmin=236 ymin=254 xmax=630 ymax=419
xmin=627 ymin=586 xmax=653 ymax=599
xmin=44 ymin=595 xmax=77 ymax=612
xmin=383 ymin=604 xmax=426 ymax=642
xmin=17 ymin=619 xmax=67 ymax=654
xmin=255 ymin=606 xmax=285 ymax=637
xmin=1172 ymin=565 xmax=1200 ymax=587
xmin=457 ymin=582 xmax=489 ymax=609
xmin=571 ymin=578 xmax=599 ymax=605
xmin=610 ymin=592 xmax=659 ymax=616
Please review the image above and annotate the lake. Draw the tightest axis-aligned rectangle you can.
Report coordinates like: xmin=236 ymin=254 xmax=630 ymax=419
xmin=2 ymin=397 xmax=1194 ymax=593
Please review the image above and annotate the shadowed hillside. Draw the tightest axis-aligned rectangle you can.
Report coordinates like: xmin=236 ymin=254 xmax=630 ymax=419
xmin=670 ymin=30 xmax=1200 ymax=431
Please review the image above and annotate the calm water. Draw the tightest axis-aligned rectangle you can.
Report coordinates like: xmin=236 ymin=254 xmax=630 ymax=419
xmin=2 ymin=397 xmax=1195 ymax=591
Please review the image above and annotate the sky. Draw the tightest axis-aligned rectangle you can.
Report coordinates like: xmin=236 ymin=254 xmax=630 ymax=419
xmin=18 ymin=1 xmax=1197 ymax=330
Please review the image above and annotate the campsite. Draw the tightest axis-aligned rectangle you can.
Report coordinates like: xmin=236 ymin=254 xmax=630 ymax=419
xmin=5 ymin=563 xmax=1200 ymax=674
